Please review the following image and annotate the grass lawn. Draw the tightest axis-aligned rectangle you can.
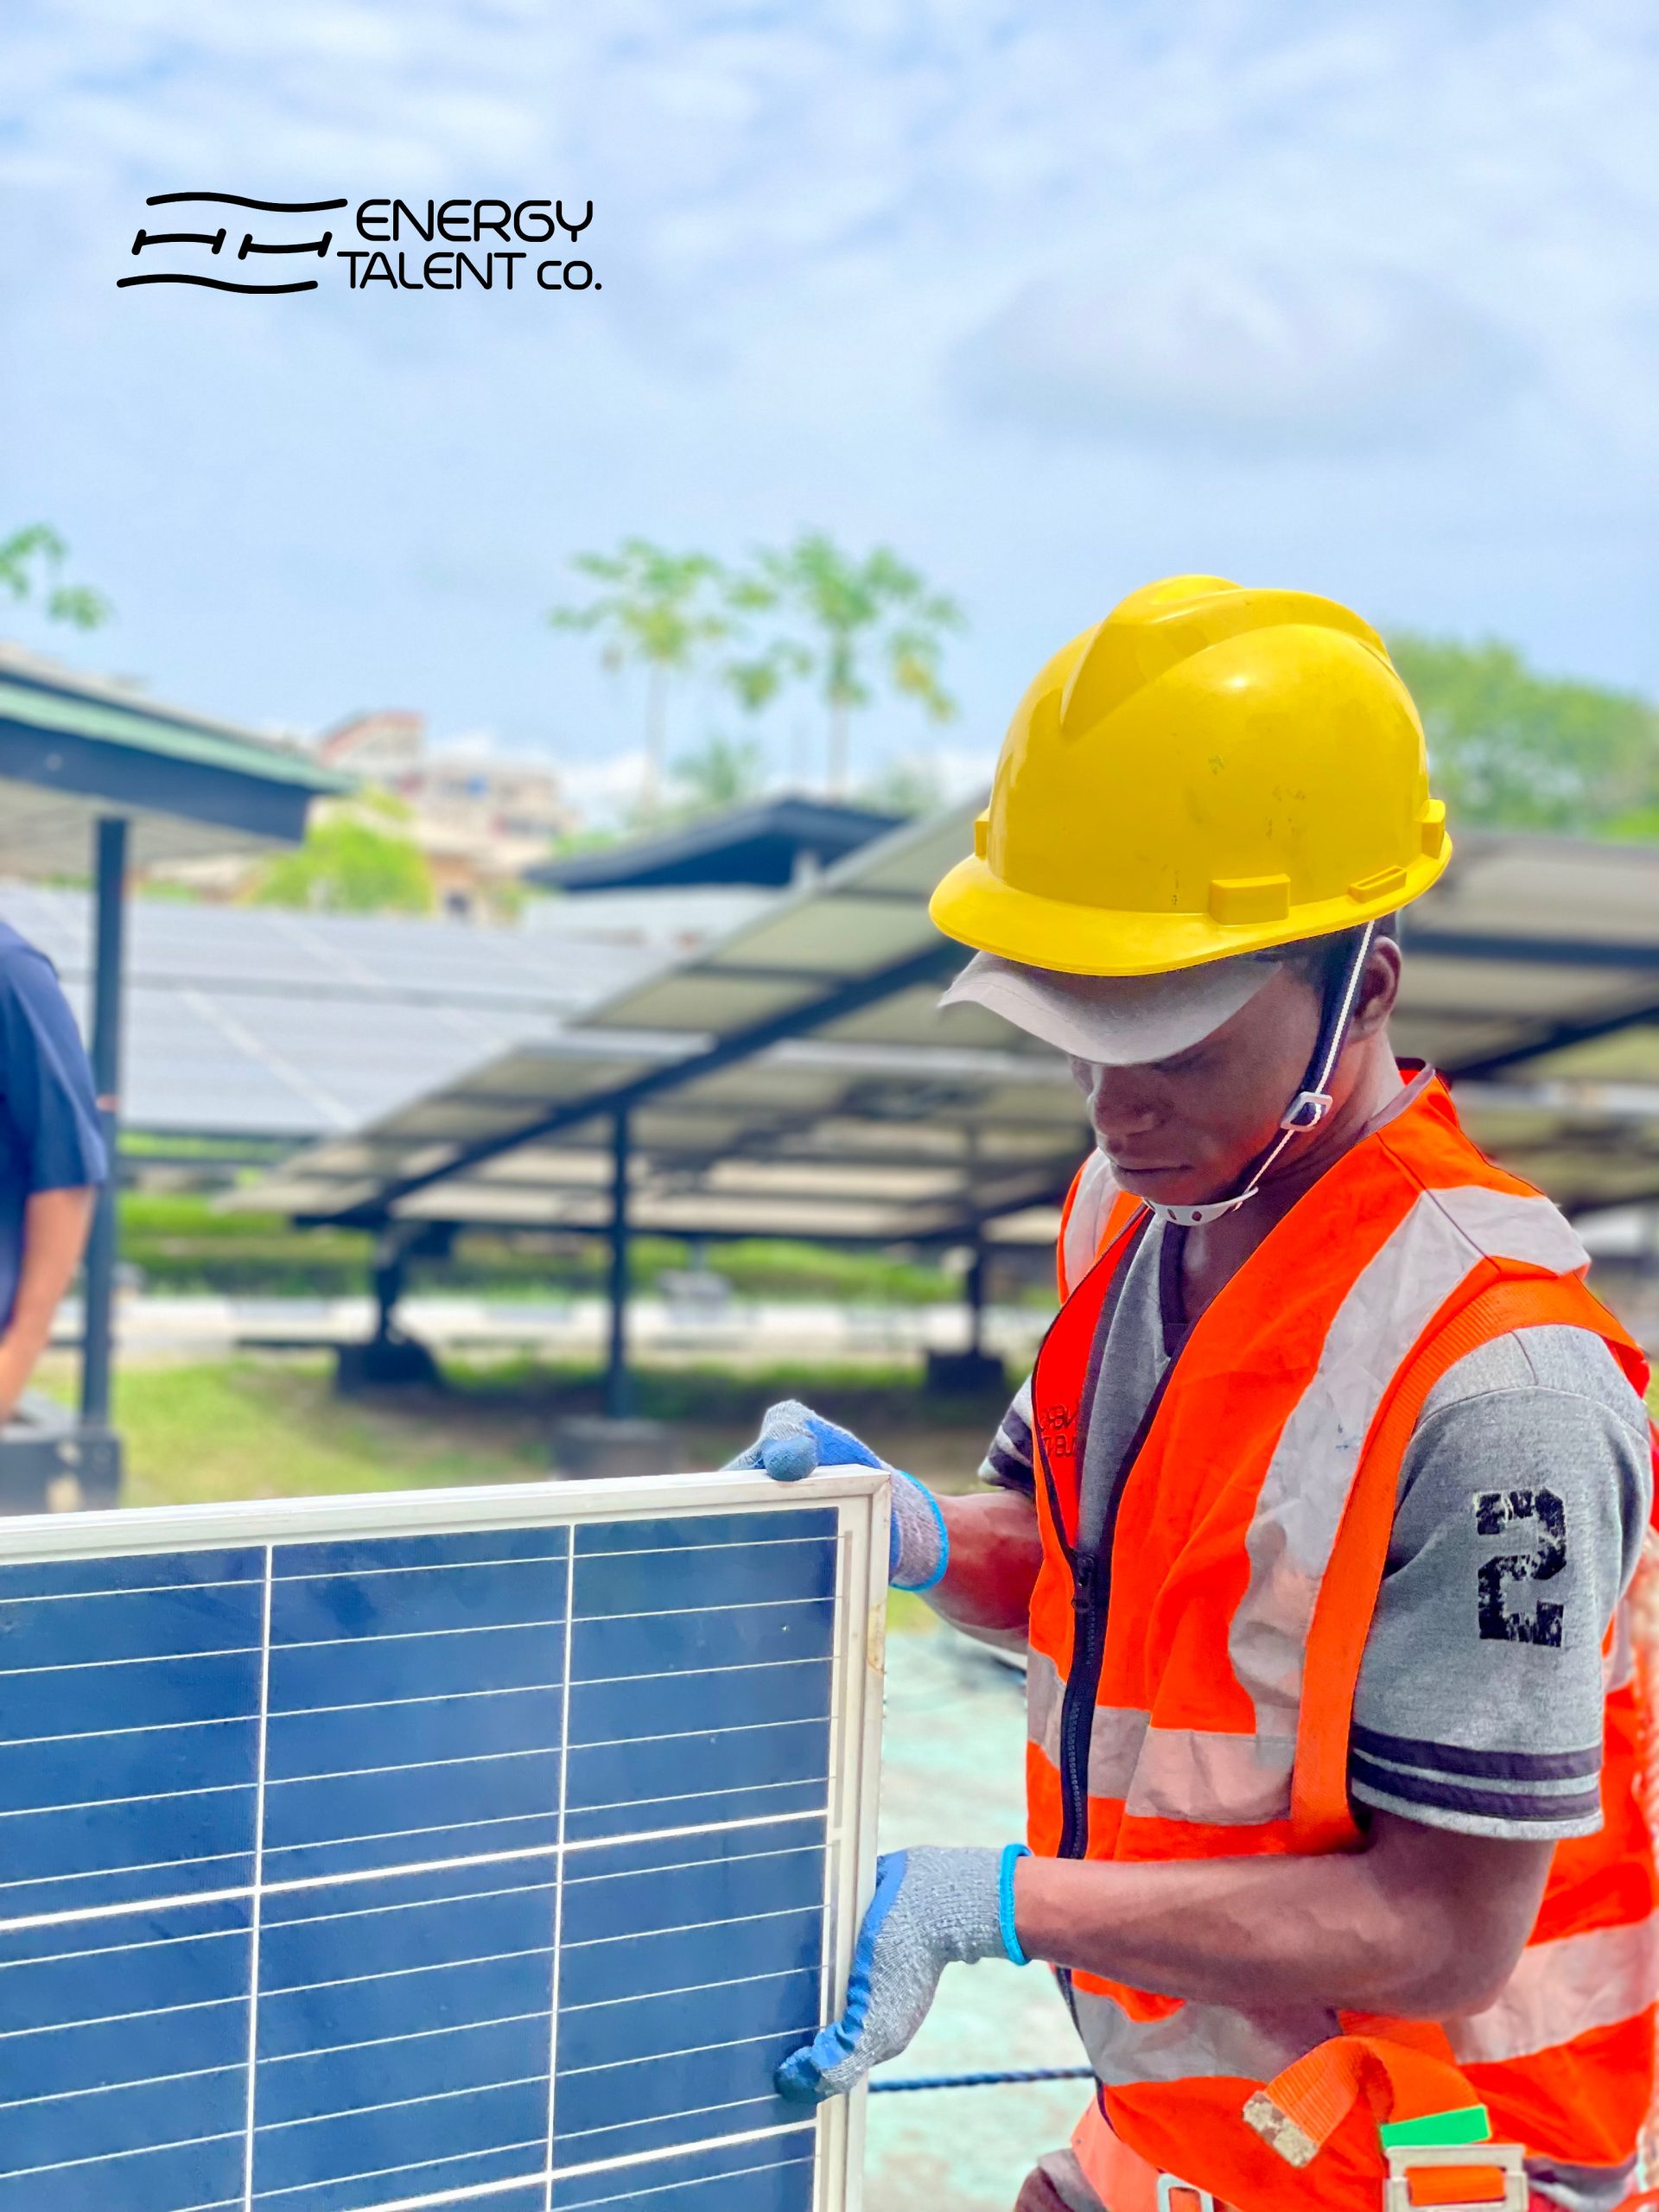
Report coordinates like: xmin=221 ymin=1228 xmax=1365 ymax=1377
xmin=32 ymin=1350 xmax=1014 ymax=1533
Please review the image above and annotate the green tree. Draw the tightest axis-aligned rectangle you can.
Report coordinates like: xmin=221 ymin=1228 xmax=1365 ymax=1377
xmin=858 ymin=753 xmax=948 ymax=819
xmin=251 ymin=805 xmax=435 ymax=915
xmin=1 ymin=524 xmax=111 ymax=629
xmin=1389 ymin=632 xmax=1659 ymax=836
xmin=547 ymin=540 xmax=731 ymax=817
xmin=670 ymin=733 xmax=766 ymax=817
xmin=736 ymin=533 xmax=963 ymax=792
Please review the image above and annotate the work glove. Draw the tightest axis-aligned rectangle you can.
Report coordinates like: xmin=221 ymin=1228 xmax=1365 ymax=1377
xmin=722 ymin=1399 xmax=948 ymax=1592
xmin=776 ymin=1843 xmax=1031 ymax=2102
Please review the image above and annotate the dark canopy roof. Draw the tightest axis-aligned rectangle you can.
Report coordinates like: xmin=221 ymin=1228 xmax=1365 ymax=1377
xmin=0 ymin=643 xmax=347 ymax=873
xmin=529 ymin=795 xmax=901 ymax=893
xmin=241 ymin=804 xmax=1659 ymax=1239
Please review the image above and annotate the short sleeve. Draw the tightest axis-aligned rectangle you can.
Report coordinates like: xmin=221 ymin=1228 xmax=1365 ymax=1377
xmin=1349 ymin=1325 xmax=1652 ymax=1841
xmin=0 ymin=946 xmax=107 ymax=1193
xmin=981 ymin=1373 xmax=1035 ymax=1493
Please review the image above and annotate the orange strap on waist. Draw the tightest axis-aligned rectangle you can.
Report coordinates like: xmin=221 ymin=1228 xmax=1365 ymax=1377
xmin=1243 ymin=2024 xmax=1476 ymax=2168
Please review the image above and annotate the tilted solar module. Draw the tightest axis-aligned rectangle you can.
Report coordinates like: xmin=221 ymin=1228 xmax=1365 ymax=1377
xmin=0 ymin=1471 xmax=887 ymax=2212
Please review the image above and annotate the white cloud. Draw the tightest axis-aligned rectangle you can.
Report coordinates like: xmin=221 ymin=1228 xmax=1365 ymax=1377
xmin=953 ymin=257 xmax=1525 ymax=452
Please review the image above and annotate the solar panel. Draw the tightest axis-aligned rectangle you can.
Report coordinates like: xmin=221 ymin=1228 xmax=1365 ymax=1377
xmin=0 ymin=1470 xmax=887 ymax=2212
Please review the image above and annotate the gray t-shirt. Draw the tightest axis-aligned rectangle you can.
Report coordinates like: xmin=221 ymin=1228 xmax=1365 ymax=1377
xmin=983 ymin=1217 xmax=1653 ymax=1840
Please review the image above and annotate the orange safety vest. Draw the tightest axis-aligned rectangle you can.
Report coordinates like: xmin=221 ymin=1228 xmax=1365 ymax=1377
xmin=1031 ymin=1072 xmax=1659 ymax=2212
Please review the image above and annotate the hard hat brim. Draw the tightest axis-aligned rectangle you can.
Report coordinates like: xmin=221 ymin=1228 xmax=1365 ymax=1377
xmin=938 ymin=950 xmax=1281 ymax=1065
xmin=927 ymin=842 xmax=1450 ymax=978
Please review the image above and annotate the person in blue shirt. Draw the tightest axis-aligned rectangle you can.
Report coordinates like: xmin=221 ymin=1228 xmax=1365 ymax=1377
xmin=0 ymin=920 xmax=107 ymax=1422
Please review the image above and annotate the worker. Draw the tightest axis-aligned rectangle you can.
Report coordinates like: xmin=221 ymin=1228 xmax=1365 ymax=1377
xmin=729 ymin=577 xmax=1657 ymax=2212
xmin=0 ymin=914 xmax=105 ymax=1424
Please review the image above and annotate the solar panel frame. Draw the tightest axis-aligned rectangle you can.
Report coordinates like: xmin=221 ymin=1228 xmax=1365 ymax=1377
xmin=0 ymin=1470 xmax=888 ymax=2212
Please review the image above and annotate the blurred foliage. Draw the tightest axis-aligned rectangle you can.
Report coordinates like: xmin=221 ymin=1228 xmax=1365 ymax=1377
xmin=1390 ymin=632 xmax=1659 ymax=836
xmin=547 ymin=531 xmax=966 ymax=810
xmin=858 ymin=754 xmax=950 ymax=819
xmin=669 ymin=732 xmax=766 ymax=816
xmin=734 ymin=532 xmax=963 ymax=792
xmin=118 ymin=1192 xmax=962 ymax=1304
xmin=249 ymin=805 xmax=435 ymax=915
xmin=0 ymin=523 xmax=111 ymax=629
xmin=548 ymin=541 xmax=732 ymax=815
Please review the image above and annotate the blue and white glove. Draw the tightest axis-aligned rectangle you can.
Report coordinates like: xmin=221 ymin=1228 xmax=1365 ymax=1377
xmin=776 ymin=1844 xmax=1031 ymax=2101
xmin=723 ymin=1400 xmax=949 ymax=1592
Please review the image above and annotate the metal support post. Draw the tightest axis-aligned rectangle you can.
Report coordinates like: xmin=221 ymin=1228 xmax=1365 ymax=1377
xmin=80 ymin=817 xmax=128 ymax=1427
xmin=605 ymin=1110 xmax=632 ymax=1420
xmin=965 ymin=1238 xmax=987 ymax=1358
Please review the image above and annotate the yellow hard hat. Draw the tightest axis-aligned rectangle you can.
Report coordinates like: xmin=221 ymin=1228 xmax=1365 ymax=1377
xmin=929 ymin=574 xmax=1450 ymax=977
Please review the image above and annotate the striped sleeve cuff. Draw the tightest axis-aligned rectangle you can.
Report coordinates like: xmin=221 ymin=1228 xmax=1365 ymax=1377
xmin=1349 ymin=1722 xmax=1604 ymax=1840
xmin=979 ymin=1395 xmax=1035 ymax=1494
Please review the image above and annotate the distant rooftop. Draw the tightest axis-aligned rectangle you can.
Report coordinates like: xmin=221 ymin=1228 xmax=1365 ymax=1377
xmin=527 ymin=794 xmax=902 ymax=893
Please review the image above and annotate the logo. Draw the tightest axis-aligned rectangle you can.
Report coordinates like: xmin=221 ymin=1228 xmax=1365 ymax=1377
xmin=121 ymin=194 xmax=598 ymax=296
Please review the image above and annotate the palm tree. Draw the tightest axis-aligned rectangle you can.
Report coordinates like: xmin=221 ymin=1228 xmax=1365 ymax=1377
xmin=547 ymin=540 xmax=730 ymax=817
xmin=740 ymin=533 xmax=962 ymax=792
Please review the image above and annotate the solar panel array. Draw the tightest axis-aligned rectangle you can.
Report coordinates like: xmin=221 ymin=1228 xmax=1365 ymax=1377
xmin=0 ymin=1472 xmax=885 ymax=2212
xmin=0 ymin=887 xmax=672 ymax=1141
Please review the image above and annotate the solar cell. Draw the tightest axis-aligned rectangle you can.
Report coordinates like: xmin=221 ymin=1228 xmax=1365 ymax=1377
xmin=0 ymin=1471 xmax=886 ymax=2212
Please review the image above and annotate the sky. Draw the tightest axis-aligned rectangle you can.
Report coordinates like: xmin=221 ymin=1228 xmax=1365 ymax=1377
xmin=4 ymin=0 xmax=1659 ymax=820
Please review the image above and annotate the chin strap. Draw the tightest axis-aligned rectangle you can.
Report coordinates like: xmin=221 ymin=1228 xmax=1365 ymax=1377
xmin=1147 ymin=922 xmax=1376 ymax=1229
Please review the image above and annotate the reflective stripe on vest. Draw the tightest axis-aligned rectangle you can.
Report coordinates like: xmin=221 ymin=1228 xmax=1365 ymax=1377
xmin=1028 ymin=1074 xmax=1659 ymax=2209
xmin=1233 ymin=1183 xmax=1587 ymax=1746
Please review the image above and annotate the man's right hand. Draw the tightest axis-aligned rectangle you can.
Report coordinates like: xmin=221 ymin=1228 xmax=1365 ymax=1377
xmin=722 ymin=1398 xmax=949 ymax=1592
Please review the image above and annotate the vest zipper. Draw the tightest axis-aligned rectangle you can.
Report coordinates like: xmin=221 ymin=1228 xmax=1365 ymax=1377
xmin=1051 ymin=1346 xmax=1181 ymax=1863
xmin=1058 ymin=1547 xmax=1105 ymax=1859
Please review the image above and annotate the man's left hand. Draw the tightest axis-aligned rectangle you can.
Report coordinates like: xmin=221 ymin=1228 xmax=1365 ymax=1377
xmin=776 ymin=1844 xmax=1029 ymax=2102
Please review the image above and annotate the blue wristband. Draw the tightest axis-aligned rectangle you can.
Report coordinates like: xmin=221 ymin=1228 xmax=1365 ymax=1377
xmin=998 ymin=1842 xmax=1032 ymax=1967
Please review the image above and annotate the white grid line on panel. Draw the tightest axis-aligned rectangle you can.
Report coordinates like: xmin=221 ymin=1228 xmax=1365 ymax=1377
xmin=0 ymin=1711 xmax=259 ymax=1750
xmin=556 ymin=2024 xmax=804 ymax=2079
xmin=0 ymin=1802 xmax=830 ymax=1938
xmin=0 ymin=1988 xmax=246 ymax=2042
xmin=563 ymin=1899 xmax=826 ymax=1952
xmin=251 ymin=2134 xmax=547 ymax=2204
xmin=270 ymin=1590 xmax=831 ymax=1656
xmin=330 ymin=2118 xmax=815 ymax=2212
xmin=251 ymin=1649 xmax=826 ymax=1727
xmin=269 ymin=1681 xmax=564 ymax=1724
xmin=546 ymin=2145 xmax=817 ymax=2212
xmin=559 ymin=1961 xmax=817 ymax=2016
xmin=0 ymin=2123 xmax=244 ymax=2184
xmin=0 ymin=1843 xmax=251 ymax=1897
xmin=265 ymin=1532 xmax=821 ymax=1591
xmin=568 ymin=1714 xmax=829 ymax=1756
xmin=260 ymin=1940 xmax=555 ymax=2002
xmin=265 ymin=1742 xmax=563 ymax=1789
xmin=543 ymin=1526 xmax=575 ymax=2212
xmin=254 ymin=2068 xmax=549 ymax=2136
xmin=0 ymin=2052 xmax=242 ymax=2113
xmin=0 ymin=1776 xmax=256 ymax=1822
xmin=0 ymin=1640 xmax=261 ymax=1677
xmin=267 ymin=1874 xmax=556 ymax=1934
xmin=263 ymin=2005 xmax=550 ymax=2068
xmin=0 ymin=1572 xmax=261 ymax=1606
xmin=242 ymin=1544 xmax=275 ymax=2212
xmin=560 ymin=1836 xmax=823 ymax=1892
xmin=554 ymin=2118 xmax=814 ymax=2185
xmin=555 ymin=2085 xmax=784 ymax=2148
